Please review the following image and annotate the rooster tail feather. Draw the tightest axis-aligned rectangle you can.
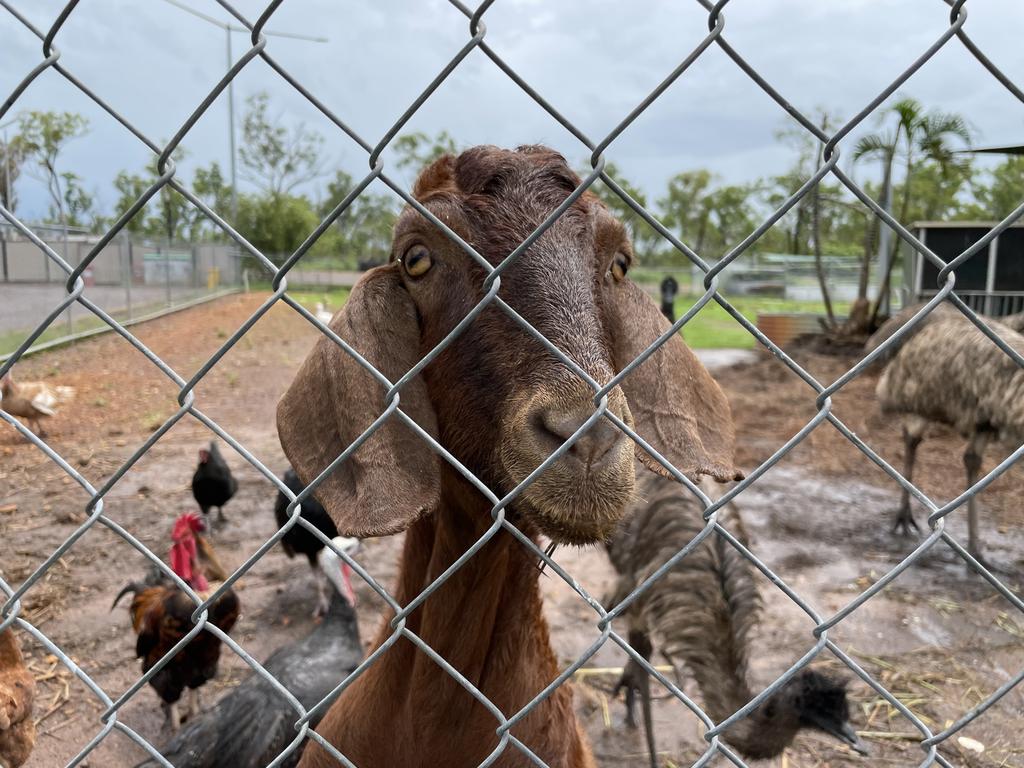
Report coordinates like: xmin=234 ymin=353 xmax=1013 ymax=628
xmin=112 ymin=582 xmax=145 ymax=610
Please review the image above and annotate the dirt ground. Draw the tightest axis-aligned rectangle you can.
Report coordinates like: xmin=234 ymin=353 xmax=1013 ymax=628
xmin=1 ymin=293 xmax=1022 ymax=768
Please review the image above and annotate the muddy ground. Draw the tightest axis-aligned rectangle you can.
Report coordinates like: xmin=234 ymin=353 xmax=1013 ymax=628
xmin=1 ymin=293 xmax=1022 ymax=768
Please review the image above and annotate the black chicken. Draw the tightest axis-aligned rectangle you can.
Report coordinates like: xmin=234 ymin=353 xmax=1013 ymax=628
xmin=192 ymin=442 xmax=238 ymax=525
xmin=134 ymin=538 xmax=363 ymax=768
xmin=274 ymin=469 xmax=344 ymax=616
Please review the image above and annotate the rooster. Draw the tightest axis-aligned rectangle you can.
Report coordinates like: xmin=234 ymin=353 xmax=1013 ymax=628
xmin=0 ymin=372 xmax=75 ymax=437
xmin=113 ymin=512 xmax=240 ymax=731
xmin=0 ymin=628 xmax=35 ymax=768
xmin=133 ymin=538 xmax=363 ymax=768
xmin=191 ymin=442 xmax=238 ymax=526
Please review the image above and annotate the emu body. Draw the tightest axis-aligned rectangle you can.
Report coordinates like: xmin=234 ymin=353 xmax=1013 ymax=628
xmin=868 ymin=304 xmax=1024 ymax=564
xmin=608 ymin=472 xmax=863 ymax=762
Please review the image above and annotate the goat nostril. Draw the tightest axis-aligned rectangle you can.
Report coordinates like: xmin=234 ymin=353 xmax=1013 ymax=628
xmin=537 ymin=408 xmax=621 ymax=469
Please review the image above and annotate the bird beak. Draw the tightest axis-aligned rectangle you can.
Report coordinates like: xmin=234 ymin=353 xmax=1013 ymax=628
xmin=807 ymin=714 xmax=869 ymax=756
xmin=834 ymin=722 xmax=869 ymax=755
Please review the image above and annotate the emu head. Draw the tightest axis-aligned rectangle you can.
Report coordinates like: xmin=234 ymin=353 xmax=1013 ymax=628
xmin=278 ymin=145 xmax=740 ymax=544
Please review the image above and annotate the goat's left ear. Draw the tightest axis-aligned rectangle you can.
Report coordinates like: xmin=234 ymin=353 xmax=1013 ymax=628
xmin=603 ymin=277 xmax=742 ymax=483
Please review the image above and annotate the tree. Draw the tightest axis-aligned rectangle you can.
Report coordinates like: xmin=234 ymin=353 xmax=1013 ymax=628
xmin=112 ymin=170 xmax=150 ymax=235
xmin=235 ymin=192 xmax=319 ymax=258
xmin=660 ymin=169 xmax=715 ymax=257
xmin=239 ymin=92 xmax=324 ymax=197
xmin=589 ymin=162 xmax=661 ymax=259
xmin=57 ymin=172 xmax=98 ymax=230
xmin=392 ymin=130 xmax=458 ymax=171
xmin=190 ymin=161 xmax=233 ymax=240
xmin=659 ymin=170 xmax=757 ymax=262
xmin=977 ymin=156 xmax=1024 ymax=220
xmin=320 ymin=169 xmax=397 ymax=267
xmin=0 ymin=134 xmax=27 ymax=212
xmin=110 ymin=148 xmax=203 ymax=242
xmin=17 ymin=111 xmax=89 ymax=229
xmin=852 ymin=97 xmax=972 ymax=327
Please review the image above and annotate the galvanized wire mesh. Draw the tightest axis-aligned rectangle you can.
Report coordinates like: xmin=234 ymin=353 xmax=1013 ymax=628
xmin=1 ymin=1 xmax=1023 ymax=766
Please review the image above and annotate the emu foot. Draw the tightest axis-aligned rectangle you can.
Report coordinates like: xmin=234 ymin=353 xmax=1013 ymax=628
xmin=614 ymin=658 xmax=648 ymax=729
xmin=965 ymin=549 xmax=997 ymax=574
xmin=890 ymin=504 xmax=919 ymax=537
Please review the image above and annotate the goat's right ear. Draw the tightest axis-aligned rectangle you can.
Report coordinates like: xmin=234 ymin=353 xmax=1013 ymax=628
xmin=277 ymin=264 xmax=440 ymax=537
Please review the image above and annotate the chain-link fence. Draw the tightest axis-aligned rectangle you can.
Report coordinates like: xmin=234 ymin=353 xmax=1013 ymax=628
xmin=0 ymin=223 xmax=243 ymax=361
xmin=2 ymin=1 xmax=1023 ymax=767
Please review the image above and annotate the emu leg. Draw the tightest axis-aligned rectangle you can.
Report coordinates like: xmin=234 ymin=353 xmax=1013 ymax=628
xmin=892 ymin=421 xmax=924 ymax=536
xmin=187 ymin=687 xmax=201 ymax=720
xmin=615 ymin=629 xmax=658 ymax=768
xmin=963 ymin=431 xmax=992 ymax=569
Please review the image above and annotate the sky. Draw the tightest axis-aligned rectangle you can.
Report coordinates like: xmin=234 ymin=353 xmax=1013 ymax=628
xmin=2 ymin=0 xmax=1023 ymax=222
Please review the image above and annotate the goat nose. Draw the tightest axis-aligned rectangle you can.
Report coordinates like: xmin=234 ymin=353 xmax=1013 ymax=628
xmin=539 ymin=407 xmax=622 ymax=471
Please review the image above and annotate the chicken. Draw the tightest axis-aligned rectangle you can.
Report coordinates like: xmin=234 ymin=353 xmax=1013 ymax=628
xmin=133 ymin=538 xmax=363 ymax=768
xmin=191 ymin=442 xmax=238 ymax=525
xmin=113 ymin=512 xmax=240 ymax=731
xmin=0 ymin=628 xmax=35 ymax=768
xmin=275 ymin=469 xmax=357 ymax=617
xmin=314 ymin=302 xmax=334 ymax=324
xmin=0 ymin=372 xmax=75 ymax=437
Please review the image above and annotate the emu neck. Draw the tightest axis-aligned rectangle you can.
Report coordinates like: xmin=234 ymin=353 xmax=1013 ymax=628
xmin=300 ymin=483 xmax=593 ymax=768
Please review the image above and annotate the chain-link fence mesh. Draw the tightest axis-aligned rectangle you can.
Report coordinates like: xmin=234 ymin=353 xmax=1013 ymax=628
xmin=1 ymin=0 xmax=1023 ymax=766
xmin=0 ymin=225 xmax=243 ymax=362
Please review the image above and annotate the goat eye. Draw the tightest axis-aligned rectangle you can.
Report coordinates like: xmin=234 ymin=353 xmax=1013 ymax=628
xmin=402 ymin=245 xmax=433 ymax=278
xmin=610 ymin=253 xmax=629 ymax=281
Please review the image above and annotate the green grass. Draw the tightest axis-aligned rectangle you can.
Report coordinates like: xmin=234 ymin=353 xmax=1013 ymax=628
xmin=264 ymin=281 xmax=837 ymax=350
xmin=0 ymin=302 xmax=169 ymax=359
xmin=675 ymin=294 xmax=848 ymax=349
xmin=286 ymin=287 xmax=352 ymax=316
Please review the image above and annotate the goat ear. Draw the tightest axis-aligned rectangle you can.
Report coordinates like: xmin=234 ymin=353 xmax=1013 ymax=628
xmin=604 ymin=278 xmax=742 ymax=483
xmin=277 ymin=264 xmax=440 ymax=537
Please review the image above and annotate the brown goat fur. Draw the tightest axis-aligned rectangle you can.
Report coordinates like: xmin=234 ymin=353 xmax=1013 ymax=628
xmin=279 ymin=145 xmax=739 ymax=767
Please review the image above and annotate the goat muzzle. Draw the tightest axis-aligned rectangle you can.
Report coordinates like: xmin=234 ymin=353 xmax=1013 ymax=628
xmin=502 ymin=385 xmax=636 ymax=545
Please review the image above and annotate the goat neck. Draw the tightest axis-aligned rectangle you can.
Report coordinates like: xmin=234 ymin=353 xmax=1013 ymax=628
xmin=300 ymin=474 xmax=594 ymax=768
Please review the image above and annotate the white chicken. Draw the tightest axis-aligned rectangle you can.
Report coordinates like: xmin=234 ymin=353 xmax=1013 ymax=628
xmin=314 ymin=302 xmax=334 ymax=324
xmin=0 ymin=372 xmax=75 ymax=437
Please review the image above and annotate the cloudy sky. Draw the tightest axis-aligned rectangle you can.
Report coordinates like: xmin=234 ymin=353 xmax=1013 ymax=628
xmin=3 ymin=0 xmax=1023 ymax=222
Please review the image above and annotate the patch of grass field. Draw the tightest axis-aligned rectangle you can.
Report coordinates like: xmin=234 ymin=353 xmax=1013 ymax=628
xmin=676 ymin=294 xmax=848 ymax=349
xmin=286 ymin=287 xmax=352 ymax=316
xmin=264 ymin=281 xmax=837 ymax=350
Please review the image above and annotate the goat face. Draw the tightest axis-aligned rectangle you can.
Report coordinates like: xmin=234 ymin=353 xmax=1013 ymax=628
xmin=278 ymin=145 xmax=740 ymax=544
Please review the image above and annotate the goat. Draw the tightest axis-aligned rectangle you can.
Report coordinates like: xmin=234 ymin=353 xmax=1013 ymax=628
xmin=277 ymin=145 xmax=741 ymax=768
xmin=867 ymin=302 xmax=1024 ymax=566
xmin=607 ymin=472 xmax=864 ymax=764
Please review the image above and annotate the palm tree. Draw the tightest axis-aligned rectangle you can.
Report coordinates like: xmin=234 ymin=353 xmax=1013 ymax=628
xmin=852 ymin=97 xmax=972 ymax=328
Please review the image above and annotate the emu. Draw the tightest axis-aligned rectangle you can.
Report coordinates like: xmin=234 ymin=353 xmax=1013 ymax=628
xmin=607 ymin=473 xmax=864 ymax=764
xmin=277 ymin=145 xmax=741 ymax=768
xmin=867 ymin=303 xmax=1024 ymax=566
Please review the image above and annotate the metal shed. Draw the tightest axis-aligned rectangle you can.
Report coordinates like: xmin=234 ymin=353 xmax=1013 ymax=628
xmin=904 ymin=220 xmax=1024 ymax=317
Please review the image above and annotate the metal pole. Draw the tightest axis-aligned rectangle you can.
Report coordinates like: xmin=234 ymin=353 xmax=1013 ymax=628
xmin=165 ymin=243 xmax=172 ymax=308
xmin=2 ymin=127 xmax=11 ymax=212
xmin=63 ymin=223 xmax=73 ymax=335
xmin=124 ymin=232 xmax=132 ymax=323
xmin=226 ymin=27 xmax=238 ymax=223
